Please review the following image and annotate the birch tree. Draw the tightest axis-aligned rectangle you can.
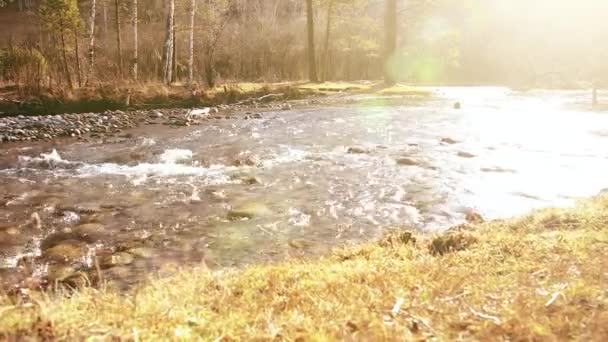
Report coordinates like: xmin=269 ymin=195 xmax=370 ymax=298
xmin=384 ymin=0 xmax=397 ymax=85
xmin=115 ymin=0 xmax=124 ymax=77
xmin=132 ymin=0 xmax=138 ymax=80
xmin=306 ymin=0 xmax=318 ymax=82
xmin=188 ymin=0 xmax=196 ymax=84
xmin=87 ymin=0 xmax=96 ymax=83
xmin=162 ymin=0 xmax=175 ymax=85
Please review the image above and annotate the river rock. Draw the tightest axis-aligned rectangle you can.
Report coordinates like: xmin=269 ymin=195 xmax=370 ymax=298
xmin=99 ymin=252 xmax=134 ymax=268
xmin=288 ymin=238 xmax=312 ymax=249
xmin=440 ymin=137 xmax=459 ymax=144
xmin=72 ymin=223 xmax=105 ymax=238
xmin=127 ymin=247 xmax=155 ymax=259
xmin=227 ymin=202 xmax=272 ymax=220
xmin=43 ymin=243 xmax=84 ymax=262
xmin=465 ymin=209 xmax=484 ymax=224
xmin=396 ymin=158 xmax=418 ymax=166
xmin=347 ymin=146 xmax=369 ymax=154
xmin=457 ymin=151 xmax=476 ymax=158
xmin=46 ymin=264 xmax=77 ymax=283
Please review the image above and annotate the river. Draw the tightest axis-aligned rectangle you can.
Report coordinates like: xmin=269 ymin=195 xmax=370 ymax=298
xmin=1 ymin=87 xmax=607 ymax=291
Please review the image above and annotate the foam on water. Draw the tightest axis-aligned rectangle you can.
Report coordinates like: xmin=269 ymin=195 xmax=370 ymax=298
xmin=158 ymin=149 xmax=193 ymax=164
xmin=13 ymin=146 xmax=311 ymax=186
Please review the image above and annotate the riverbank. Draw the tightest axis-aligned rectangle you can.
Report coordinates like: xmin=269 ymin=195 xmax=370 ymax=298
xmin=0 ymin=81 xmax=431 ymax=117
xmin=0 ymin=81 xmax=432 ymax=143
xmin=1 ymin=193 xmax=606 ymax=340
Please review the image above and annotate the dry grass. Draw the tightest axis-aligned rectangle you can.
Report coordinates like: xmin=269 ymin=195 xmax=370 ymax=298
xmin=376 ymin=84 xmax=432 ymax=96
xmin=1 ymin=197 xmax=607 ymax=340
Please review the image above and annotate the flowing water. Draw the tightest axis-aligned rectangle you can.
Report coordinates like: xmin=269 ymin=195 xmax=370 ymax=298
xmin=1 ymin=87 xmax=608 ymax=291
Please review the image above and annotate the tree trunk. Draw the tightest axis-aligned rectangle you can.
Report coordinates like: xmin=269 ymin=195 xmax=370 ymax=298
xmin=115 ymin=0 xmax=124 ymax=77
xmin=74 ymin=32 xmax=82 ymax=87
xmin=132 ymin=0 xmax=138 ymax=80
xmin=172 ymin=23 xmax=177 ymax=82
xmin=322 ymin=0 xmax=333 ymax=82
xmin=88 ymin=0 xmax=96 ymax=83
xmin=60 ymin=23 xmax=73 ymax=89
xmin=384 ymin=0 xmax=397 ymax=85
xmin=163 ymin=0 xmax=175 ymax=85
xmin=306 ymin=0 xmax=318 ymax=83
xmin=103 ymin=0 xmax=108 ymax=36
xmin=188 ymin=0 xmax=196 ymax=84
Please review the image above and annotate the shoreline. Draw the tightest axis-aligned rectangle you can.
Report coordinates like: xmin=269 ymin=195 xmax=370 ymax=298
xmin=0 ymin=83 xmax=432 ymax=144
xmin=1 ymin=193 xmax=606 ymax=340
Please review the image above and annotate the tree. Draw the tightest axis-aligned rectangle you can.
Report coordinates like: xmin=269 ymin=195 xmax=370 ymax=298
xmin=87 ymin=0 xmax=97 ymax=83
xmin=384 ymin=0 xmax=397 ymax=85
xmin=322 ymin=0 xmax=334 ymax=81
xmin=162 ymin=0 xmax=175 ymax=85
xmin=115 ymin=0 xmax=124 ymax=77
xmin=306 ymin=0 xmax=318 ymax=82
xmin=188 ymin=0 xmax=196 ymax=84
xmin=132 ymin=0 xmax=138 ymax=80
xmin=39 ymin=0 xmax=82 ymax=89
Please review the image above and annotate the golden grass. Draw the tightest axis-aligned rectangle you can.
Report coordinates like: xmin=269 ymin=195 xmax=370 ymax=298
xmin=297 ymin=81 xmax=372 ymax=92
xmin=376 ymin=83 xmax=432 ymax=96
xmin=2 ymin=197 xmax=606 ymax=340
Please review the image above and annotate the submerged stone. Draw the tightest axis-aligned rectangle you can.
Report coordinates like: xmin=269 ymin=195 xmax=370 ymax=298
xmin=127 ymin=247 xmax=156 ymax=259
xmin=43 ymin=243 xmax=84 ymax=262
xmin=457 ymin=151 xmax=476 ymax=158
xmin=396 ymin=158 xmax=418 ymax=166
xmin=227 ymin=202 xmax=272 ymax=220
xmin=99 ymin=252 xmax=135 ymax=268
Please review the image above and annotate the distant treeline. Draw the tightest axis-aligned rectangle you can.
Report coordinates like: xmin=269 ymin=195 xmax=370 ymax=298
xmin=0 ymin=0 xmax=607 ymax=91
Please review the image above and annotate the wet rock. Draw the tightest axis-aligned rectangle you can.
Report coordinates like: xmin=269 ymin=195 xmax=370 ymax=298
xmin=456 ymin=151 xmax=476 ymax=158
xmin=480 ymin=167 xmax=516 ymax=173
xmin=104 ymin=265 xmax=132 ymax=279
xmin=347 ymin=146 xmax=369 ymax=154
xmin=227 ymin=202 xmax=272 ymax=220
xmin=288 ymin=238 xmax=312 ymax=249
xmin=440 ymin=137 xmax=459 ymax=144
xmin=99 ymin=252 xmax=135 ymax=268
xmin=396 ymin=158 xmax=418 ymax=166
xmin=62 ymin=272 xmax=90 ymax=288
xmin=465 ymin=209 xmax=485 ymax=224
xmin=150 ymin=110 xmax=163 ymax=119
xmin=127 ymin=247 xmax=155 ymax=259
xmin=30 ymin=212 xmax=42 ymax=230
xmin=46 ymin=264 xmax=76 ymax=283
xmin=43 ymin=243 xmax=84 ymax=262
xmin=239 ymin=176 xmax=261 ymax=185
xmin=72 ymin=223 xmax=105 ymax=239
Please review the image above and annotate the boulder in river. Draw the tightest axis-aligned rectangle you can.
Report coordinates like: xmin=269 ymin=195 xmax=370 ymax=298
xmin=347 ymin=146 xmax=369 ymax=154
xmin=99 ymin=252 xmax=135 ymax=268
xmin=43 ymin=242 xmax=85 ymax=262
xmin=440 ymin=137 xmax=459 ymax=144
xmin=457 ymin=151 xmax=476 ymax=158
xmin=227 ymin=202 xmax=272 ymax=220
xmin=396 ymin=158 xmax=418 ymax=166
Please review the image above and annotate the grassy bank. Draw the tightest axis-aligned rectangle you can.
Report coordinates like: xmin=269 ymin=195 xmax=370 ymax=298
xmin=0 ymin=81 xmax=432 ymax=116
xmin=2 ymin=195 xmax=606 ymax=340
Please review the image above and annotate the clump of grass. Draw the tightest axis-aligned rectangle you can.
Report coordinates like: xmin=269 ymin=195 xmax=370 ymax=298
xmin=1 ymin=195 xmax=607 ymax=340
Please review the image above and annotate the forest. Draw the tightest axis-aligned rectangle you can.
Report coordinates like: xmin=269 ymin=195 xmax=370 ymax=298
xmin=1 ymin=0 xmax=607 ymax=94
xmin=1 ymin=1 xmax=608 ymax=340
